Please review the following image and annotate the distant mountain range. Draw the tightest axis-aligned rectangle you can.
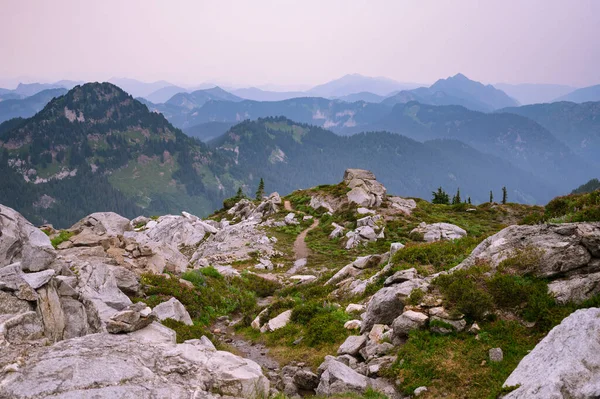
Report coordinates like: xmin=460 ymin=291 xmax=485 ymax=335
xmin=0 ymin=88 xmax=68 ymax=124
xmin=166 ymin=87 xmax=243 ymax=109
xmin=1 ymin=82 xmax=585 ymax=228
xmin=230 ymin=87 xmax=307 ymax=102
xmin=495 ymin=83 xmax=575 ymax=105
xmin=306 ymin=73 xmax=422 ymax=97
xmin=499 ymin=101 xmax=600 ymax=166
xmin=554 ymin=84 xmax=600 ymax=103
xmin=384 ymin=74 xmax=519 ymax=112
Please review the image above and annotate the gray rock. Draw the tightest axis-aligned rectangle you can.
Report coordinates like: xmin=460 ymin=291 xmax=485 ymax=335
xmin=384 ymin=268 xmax=418 ymax=286
xmin=75 ymin=261 xmax=133 ymax=322
xmin=548 ymin=271 xmax=600 ymax=304
xmin=106 ymin=302 xmax=155 ymax=334
xmin=357 ymin=226 xmax=377 ymax=241
xmin=293 ymin=369 xmax=319 ymax=391
xmin=109 ymin=265 xmax=140 ymax=296
xmin=329 ymin=223 xmax=345 ymax=239
xmin=392 ymin=310 xmax=429 ymax=343
xmin=130 ymin=321 xmax=177 ymax=344
xmin=21 ymin=269 xmax=55 ymax=289
xmin=359 ymin=342 xmax=394 ymax=361
xmin=143 ymin=215 xmax=208 ymax=248
xmin=261 ymin=309 xmax=292 ymax=332
xmin=414 ymin=386 xmax=428 ymax=396
xmin=388 ymin=196 xmax=417 ymax=215
xmin=489 ymin=347 xmax=503 ymax=362
xmin=36 ymin=281 xmax=66 ymax=342
xmin=411 ymin=222 xmax=467 ymax=242
xmin=454 ymin=223 xmax=600 ymax=279
xmin=316 ymin=358 xmax=371 ymax=396
xmin=0 ymin=311 xmax=44 ymax=344
xmin=361 ymin=279 xmax=428 ymax=333
xmin=0 ymin=333 xmax=269 ymax=399
xmin=192 ymin=218 xmax=276 ymax=267
xmin=0 ymin=204 xmax=56 ymax=272
xmin=153 ymin=297 xmax=193 ymax=326
xmin=389 ymin=242 xmax=405 ymax=259
xmin=503 ymin=308 xmax=600 ymax=398
xmin=0 ymin=290 xmax=33 ymax=314
xmin=337 ymin=334 xmax=368 ymax=356
xmin=344 ymin=169 xmax=387 ymax=208
xmin=310 ymin=196 xmax=334 ymax=213
xmin=430 ymin=316 xmax=467 ymax=334
xmin=0 ymin=262 xmax=27 ymax=291
xmin=130 ymin=215 xmax=151 ymax=228
xmin=71 ymin=212 xmax=131 ymax=237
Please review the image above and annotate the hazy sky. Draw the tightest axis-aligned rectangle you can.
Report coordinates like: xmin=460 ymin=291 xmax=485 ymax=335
xmin=1 ymin=0 xmax=599 ymax=89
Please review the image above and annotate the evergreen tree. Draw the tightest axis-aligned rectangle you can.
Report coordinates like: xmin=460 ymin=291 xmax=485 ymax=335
xmin=502 ymin=186 xmax=507 ymax=204
xmin=468 ymin=197 xmax=472 ymax=205
xmin=255 ymin=178 xmax=265 ymax=200
xmin=452 ymin=188 xmax=461 ymax=205
xmin=489 ymin=190 xmax=494 ymax=203
xmin=432 ymin=187 xmax=450 ymax=205
xmin=236 ymin=187 xmax=244 ymax=199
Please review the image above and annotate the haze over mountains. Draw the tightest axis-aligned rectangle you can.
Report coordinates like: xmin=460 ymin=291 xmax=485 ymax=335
xmin=0 ymin=77 xmax=598 ymax=227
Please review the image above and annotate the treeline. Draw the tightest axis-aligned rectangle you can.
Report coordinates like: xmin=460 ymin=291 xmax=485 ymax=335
xmin=432 ymin=186 xmax=508 ymax=205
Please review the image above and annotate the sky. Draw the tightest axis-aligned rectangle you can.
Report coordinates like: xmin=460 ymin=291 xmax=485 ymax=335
xmin=1 ymin=0 xmax=599 ymax=89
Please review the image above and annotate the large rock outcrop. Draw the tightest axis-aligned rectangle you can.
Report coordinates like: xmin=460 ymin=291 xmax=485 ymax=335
xmin=452 ymin=222 xmax=600 ymax=303
xmin=410 ymin=222 xmax=467 ymax=243
xmin=0 ymin=333 xmax=270 ymax=398
xmin=0 ymin=204 xmax=56 ymax=272
xmin=503 ymin=308 xmax=600 ymax=398
xmin=344 ymin=169 xmax=387 ymax=208
xmin=192 ymin=218 xmax=276 ymax=267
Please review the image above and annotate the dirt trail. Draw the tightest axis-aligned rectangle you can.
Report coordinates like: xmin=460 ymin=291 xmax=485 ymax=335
xmin=213 ymin=318 xmax=279 ymax=371
xmin=294 ymin=218 xmax=319 ymax=260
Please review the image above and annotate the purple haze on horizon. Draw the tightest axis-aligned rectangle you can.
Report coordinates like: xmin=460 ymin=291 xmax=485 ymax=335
xmin=1 ymin=0 xmax=599 ymax=89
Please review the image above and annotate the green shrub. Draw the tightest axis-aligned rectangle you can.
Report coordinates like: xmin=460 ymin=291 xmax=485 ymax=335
xmin=141 ymin=273 xmax=256 ymax=326
xmin=393 ymin=236 xmax=485 ymax=273
xmin=304 ymin=310 xmax=349 ymax=347
xmin=239 ymin=272 xmax=281 ymax=298
xmin=434 ymin=266 xmax=493 ymax=321
xmin=199 ymin=266 xmax=223 ymax=279
xmin=487 ymin=275 xmax=532 ymax=308
xmin=291 ymin=301 xmax=332 ymax=325
xmin=50 ymin=230 xmax=74 ymax=248
xmin=181 ymin=270 xmax=206 ymax=287
xmin=161 ymin=319 xmax=212 ymax=343
xmin=407 ymin=288 xmax=425 ymax=305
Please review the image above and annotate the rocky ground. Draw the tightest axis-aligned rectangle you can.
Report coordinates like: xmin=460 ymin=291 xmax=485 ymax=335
xmin=0 ymin=168 xmax=599 ymax=398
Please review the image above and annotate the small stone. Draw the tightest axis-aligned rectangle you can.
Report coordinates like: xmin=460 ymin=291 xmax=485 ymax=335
xmin=344 ymin=320 xmax=362 ymax=330
xmin=469 ymin=322 xmax=481 ymax=334
xmin=345 ymin=303 xmax=365 ymax=313
xmin=489 ymin=347 xmax=503 ymax=362
xmin=414 ymin=386 xmax=428 ymax=396
xmin=337 ymin=335 xmax=367 ymax=356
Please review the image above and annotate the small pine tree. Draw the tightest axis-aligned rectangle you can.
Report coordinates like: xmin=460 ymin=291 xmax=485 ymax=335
xmin=502 ymin=186 xmax=507 ymax=204
xmin=467 ymin=197 xmax=472 ymax=205
xmin=489 ymin=190 xmax=494 ymax=203
xmin=255 ymin=178 xmax=265 ymax=201
xmin=236 ymin=187 xmax=244 ymax=199
xmin=452 ymin=188 xmax=461 ymax=205
xmin=432 ymin=187 xmax=450 ymax=205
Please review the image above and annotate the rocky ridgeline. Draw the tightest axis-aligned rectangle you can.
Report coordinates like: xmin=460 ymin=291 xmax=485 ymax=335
xmin=0 ymin=203 xmax=269 ymax=398
xmin=1 ymin=169 xmax=599 ymax=398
